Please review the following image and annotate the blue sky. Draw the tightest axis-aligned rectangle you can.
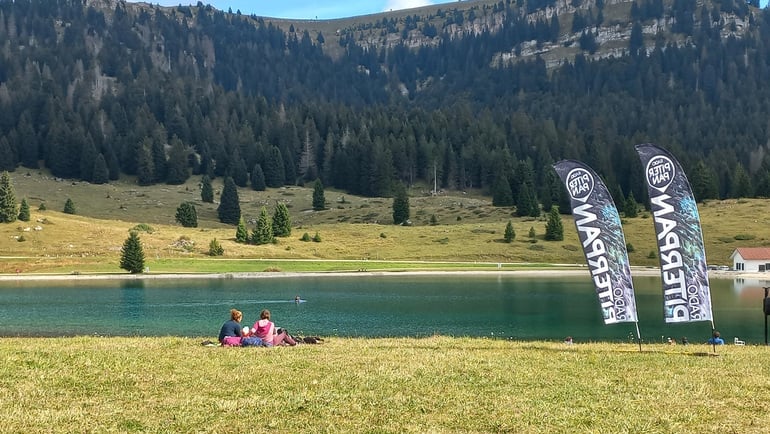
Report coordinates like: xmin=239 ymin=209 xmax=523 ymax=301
xmin=142 ymin=1 xmax=458 ymax=20
xmin=140 ymin=0 xmax=770 ymax=20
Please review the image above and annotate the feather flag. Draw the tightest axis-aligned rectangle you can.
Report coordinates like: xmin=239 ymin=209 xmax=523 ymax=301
xmin=553 ymin=160 xmax=638 ymax=324
xmin=635 ymin=144 xmax=713 ymax=323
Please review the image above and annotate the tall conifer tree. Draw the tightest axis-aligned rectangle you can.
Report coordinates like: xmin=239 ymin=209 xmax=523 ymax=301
xmin=217 ymin=176 xmax=241 ymax=225
xmin=252 ymin=207 xmax=274 ymax=245
xmin=272 ymin=203 xmax=292 ymax=237
xmin=392 ymin=182 xmax=410 ymax=225
xmin=120 ymin=231 xmax=145 ymax=274
xmin=545 ymin=207 xmax=564 ymax=241
xmin=201 ymin=175 xmax=214 ymax=203
xmin=235 ymin=216 xmax=249 ymax=243
xmin=251 ymin=164 xmax=266 ymax=191
xmin=0 ymin=171 xmax=17 ymax=223
xmin=312 ymin=179 xmax=325 ymax=211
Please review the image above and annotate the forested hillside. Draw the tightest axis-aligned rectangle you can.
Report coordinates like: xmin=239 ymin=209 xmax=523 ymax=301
xmin=1 ymin=0 xmax=770 ymax=216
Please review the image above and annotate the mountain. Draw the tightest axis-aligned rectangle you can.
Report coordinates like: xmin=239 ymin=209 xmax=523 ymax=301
xmin=1 ymin=0 xmax=769 ymax=212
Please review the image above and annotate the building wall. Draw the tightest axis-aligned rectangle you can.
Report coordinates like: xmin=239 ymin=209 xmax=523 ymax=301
xmin=732 ymin=254 xmax=770 ymax=272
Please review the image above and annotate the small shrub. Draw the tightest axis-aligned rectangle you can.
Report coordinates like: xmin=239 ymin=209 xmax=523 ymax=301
xmin=208 ymin=238 xmax=224 ymax=256
xmin=435 ymin=237 xmax=450 ymax=244
xmin=528 ymin=244 xmax=545 ymax=251
xmin=380 ymin=232 xmax=387 ymax=238
xmin=430 ymin=214 xmax=438 ymax=225
xmin=38 ymin=202 xmax=47 ymax=211
xmin=17 ymin=235 xmax=25 ymax=242
xmin=131 ymin=223 xmax=154 ymax=233
xmin=312 ymin=232 xmax=322 ymax=242
xmin=528 ymin=227 xmax=536 ymax=238
xmin=456 ymin=216 xmax=462 ymax=221
xmin=562 ymin=244 xmax=579 ymax=251
xmin=647 ymin=250 xmax=657 ymax=259
xmin=63 ymin=198 xmax=76 ymax=214
xmin=626 ymin=243 xmax=635 ymax=253
xmin=734 ymin=234 xmax=756 ymax=241
xmin=300 ymin=233 xmax=311 ymax=242
xmin=471 ymin=228 xmax=496 ymax=234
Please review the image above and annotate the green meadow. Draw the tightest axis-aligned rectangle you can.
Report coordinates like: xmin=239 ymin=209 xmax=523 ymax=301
xmin=2 ymin=336 xmax=767 ymax=433
xmin=2 ymin=172 xmax=770 ymax=274
xmin=3 ymin=174 xmax=770 ymax=433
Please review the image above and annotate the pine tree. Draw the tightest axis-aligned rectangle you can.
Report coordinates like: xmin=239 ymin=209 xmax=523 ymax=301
xmin=79 ymin=137 xmax=97 ymax=182
xmin=18 ymin=198 xmax=30 ymax=222
xmin=517 ymin=182 xmax=539 ymax=217
xmin=263 ymin=146 xmax=285 ymax=188
xmin=63 ymin=198 xmax=76 ymax=215
xmin=0 ymin=137 xmax=15 ymax=171
xmin=312 ymin=178 xmax=325 ymax=211
xmin=492 ymin=175 xmax=514 ymax=207
xmin=208 ymin=238 xmax=224 ymax=256
xmin=251 ymin=164 xmax=266 ymax=191
xmin=0 ymin=171 xmax=17 ymax=223
xmin=545 ymin=207 xmax=564 ymax=241
xmin=504 ymin=220 xmax=515 ymax=243
xmin=92 ymin=154 xmax=109 ymax=185
xmin=392 ymin=182 xmax=410 ymax=225
xmin=175 ymin=202 xmax=198 ymax=227
xmin=230 ymin=153 xmax=249 ymax=188
xmin=624 ymin=191 xmax=638 ymax=218
xmin=252 ymin=207 xmax=274 ymax=245
xmin=136 ymin=138 xmax=155 ymax=186
xmin=272 ymin=203 xmax=292 ymax=237
xmin=235 ymin=217 xmax=249 ymax=243
xmin=120 ymin=231 xmax=145 ymax=274
xmin=217 ymin=176 xmax=241 ymax=225
xmin=201 ymin=175 xmax=214 ymax=203
xmin=166 ymin=136 xmax=190 ymax=185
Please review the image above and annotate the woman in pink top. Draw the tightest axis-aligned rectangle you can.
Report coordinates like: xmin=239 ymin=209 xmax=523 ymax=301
xmin=253 ymin=309 xmax=296 ymax=346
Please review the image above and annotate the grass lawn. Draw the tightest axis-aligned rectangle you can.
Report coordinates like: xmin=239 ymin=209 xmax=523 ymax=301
xmin=2 ymin=336 xmax=768 ymax=433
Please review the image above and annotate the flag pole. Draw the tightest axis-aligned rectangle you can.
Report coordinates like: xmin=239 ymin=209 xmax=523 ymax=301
xmin=634 ymin=321 xmax=642 ymax=352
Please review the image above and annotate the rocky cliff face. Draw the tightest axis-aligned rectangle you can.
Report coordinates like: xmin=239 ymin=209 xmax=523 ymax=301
xmin=333 ymin=0 xmax=756 ymax=69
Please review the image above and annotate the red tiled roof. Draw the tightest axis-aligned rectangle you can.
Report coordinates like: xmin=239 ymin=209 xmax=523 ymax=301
xmin=732 ymin=247 xmax=770 ymax=260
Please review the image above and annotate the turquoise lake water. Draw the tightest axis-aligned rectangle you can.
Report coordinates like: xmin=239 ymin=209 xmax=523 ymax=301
xmin=0 ymin=274 xmax=767 ymax=344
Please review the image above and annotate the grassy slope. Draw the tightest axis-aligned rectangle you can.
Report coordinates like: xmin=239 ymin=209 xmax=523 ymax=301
xmin=3 ymin=336 xmax=768 ymax=433
xmin=1 ymin=171 xmax=768 ymax=274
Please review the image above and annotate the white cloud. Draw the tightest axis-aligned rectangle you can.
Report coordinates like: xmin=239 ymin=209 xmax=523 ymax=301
xmin=383 ymin=0 xmax=435 ymax=13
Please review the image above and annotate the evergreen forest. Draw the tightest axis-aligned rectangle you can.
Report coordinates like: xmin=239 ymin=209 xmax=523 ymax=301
xmin=1 ymin=0 xmax=770 ymax=214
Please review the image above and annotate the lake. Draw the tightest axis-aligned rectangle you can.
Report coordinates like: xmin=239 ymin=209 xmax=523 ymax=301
xmin=0 ymin=273 xmax=767 ymax=344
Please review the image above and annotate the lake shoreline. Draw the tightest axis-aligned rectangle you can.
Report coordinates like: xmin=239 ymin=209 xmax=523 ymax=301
xmin=0 ymin=267 xmax=766 ymax=281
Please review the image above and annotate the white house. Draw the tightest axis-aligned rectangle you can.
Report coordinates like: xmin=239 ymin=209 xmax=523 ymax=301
xmin=730 ymin=247 xmax=770 ymax=272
